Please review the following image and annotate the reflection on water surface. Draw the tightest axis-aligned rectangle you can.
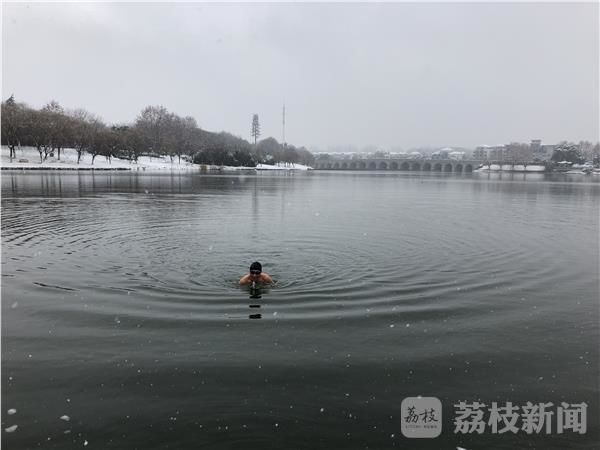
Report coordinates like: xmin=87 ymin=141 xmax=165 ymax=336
xmin=2 ymin=171 xmax=598 ymax=449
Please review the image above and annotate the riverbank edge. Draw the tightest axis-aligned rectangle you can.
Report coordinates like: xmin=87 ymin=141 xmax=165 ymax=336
xmin=1 ymin=166 xmax=133 ymax=171
xmin=2 ymin=147 xmax=313 ymax=172
xmin=0 ymin=164 xmax=307 ymax=172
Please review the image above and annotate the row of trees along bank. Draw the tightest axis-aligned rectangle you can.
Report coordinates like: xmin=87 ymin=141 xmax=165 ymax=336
xmin=1 ymin=96 xmax=315 ymax=167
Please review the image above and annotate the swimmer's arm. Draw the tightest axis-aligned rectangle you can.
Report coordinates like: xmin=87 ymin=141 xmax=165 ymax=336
xmin=239 ymin=274 xmax=251 ymax=285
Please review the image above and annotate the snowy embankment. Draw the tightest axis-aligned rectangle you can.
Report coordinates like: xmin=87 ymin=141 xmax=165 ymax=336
xmin=2 ymin=147 xmax=197 ymax=171
xmin=256 ymin=163 xmax=312 ymax=171
xmin=1 ymin=147 xmax=313 ymax=172
xmin=474 ymin=164 xmax=546 ymax=173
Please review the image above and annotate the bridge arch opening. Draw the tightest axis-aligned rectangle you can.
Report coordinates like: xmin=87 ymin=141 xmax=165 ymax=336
xmin=422 ymin=162 xmax=432 ymax=171
xmin=350 ymin=162 xmax=357 ymax=169
xmin=379 ymin=162 xmax=388 ymax=170
xmin=368 ymin=161 xmax=376 ymax=170
xmin=341 ymin=162 xmax=348 ymax=169
xmin=400 ymin=162 xmax=410 ymax=171
xmin=326 ymin=163 xmax=332 ymax=169
xmin=433 ymin=163 xmax=442 ymax=171
xmin=444 ymin=163 xmax=453 ymax=172
xmin=359 ymin=161 xmax=367 ymax=170
xmin=455 ymin=164 xmax=463 ymax=173
xmin=333 ymin=162 xmax=340 ymax=169
xmin=412 ymin=163 xmax=421 ymax=171
xmin=390 ymin=162 xmax=398 ymax=170
xmin=465 ymin=164 xmax=473 ymax=173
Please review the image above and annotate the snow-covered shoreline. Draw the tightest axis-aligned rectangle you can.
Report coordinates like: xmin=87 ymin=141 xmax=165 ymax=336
xmin=1 ymin=147 xmax=312 ymax=172
xmin=255 ymin=163 xmax=312 ymax=171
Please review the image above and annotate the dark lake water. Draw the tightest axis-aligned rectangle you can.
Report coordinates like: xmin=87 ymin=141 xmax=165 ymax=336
xmin=2 ymin=171 xmax=599 ymax=449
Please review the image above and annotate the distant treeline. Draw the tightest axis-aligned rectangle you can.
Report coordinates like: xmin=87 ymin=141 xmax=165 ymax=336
xmin=1 ymin=96 xmax=315 ymax=167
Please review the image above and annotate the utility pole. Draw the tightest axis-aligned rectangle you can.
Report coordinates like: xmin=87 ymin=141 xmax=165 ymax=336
xmin=282 ymin=103 xmax=286 ymax=148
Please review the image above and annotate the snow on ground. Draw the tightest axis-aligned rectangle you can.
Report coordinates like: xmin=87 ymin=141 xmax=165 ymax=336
xmin=474 ymin=164 xmax=546 ymax=172
xmin=256 ymin=162 xmax=312 ymax=171
xmin=1 ymin=147 xmax=313 ymax=171
xmin=2 ymin=147 xmax=198 ymax=171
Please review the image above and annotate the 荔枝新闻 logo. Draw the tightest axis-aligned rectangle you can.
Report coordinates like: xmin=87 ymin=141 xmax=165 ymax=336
xmin=401 ymin=396 xmax=442 ymax=438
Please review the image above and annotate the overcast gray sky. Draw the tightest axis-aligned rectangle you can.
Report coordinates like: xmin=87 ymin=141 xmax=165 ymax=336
xmin=2 ymin=2 xmax=598 ymax=150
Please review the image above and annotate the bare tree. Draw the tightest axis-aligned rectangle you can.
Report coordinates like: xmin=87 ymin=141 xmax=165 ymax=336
xmin=3 ymin=98 xmax=315 ymax=169
xmin=24 ymin=108 xmax=53 ymax=162
xmin=1 ymin=95 xmax=26 ymax=160
xmin=135 ymin=105 xmax=173 ymax=156
xmin=256 ymin=137 xmax=281 ymax=162
xmin=111 ymin=125 xmax=144 ymax=163
xmin=68 ymin=109 xmax=99 ymax=164
xmin=42 ymin=100 xmax=70 ymax=160
xmin=87 ymin=123 xmax=111 ymax=165
xmin=170 ymin=115 xmax=197 ymax=164
xmin=283 ymin=145 xmax=300 ymax=164
xmin=296 ymin=146 xmax=315 ymax=166
xmin=592 ymin=143 xmax=600 ymax=164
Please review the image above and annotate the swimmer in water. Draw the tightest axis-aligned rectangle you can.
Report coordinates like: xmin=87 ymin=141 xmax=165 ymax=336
xmin=240 ymin=261 xmax=273 ymax=286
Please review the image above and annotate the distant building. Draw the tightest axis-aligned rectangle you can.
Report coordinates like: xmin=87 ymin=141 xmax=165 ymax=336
xmin=509 ymin=143 xmax=533 ymax=162
xmin=488 ymin=145 xmax=505 ymax=161
xmin=529 ymin=139 xmax=553 ymax=161
xmin=519 ymin=144 xmax=534 ymax=161
xmin=449 ymin=151 xmax=466 ymax=160
xmin=539 ymin=144 xmax=555 ymax=161
xmin=432 ymin=148 xmax=451 ymax=159
xmin=473 ymin=146 xmax=489 ymax=160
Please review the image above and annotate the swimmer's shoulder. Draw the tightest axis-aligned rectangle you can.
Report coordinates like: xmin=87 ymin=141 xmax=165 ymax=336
xmin=261 ymin=273 xmax=273 ymax=283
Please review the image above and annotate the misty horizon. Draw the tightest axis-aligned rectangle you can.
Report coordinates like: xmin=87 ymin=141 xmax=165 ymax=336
xmin=2 ymin=2 xmax=598 ymax=150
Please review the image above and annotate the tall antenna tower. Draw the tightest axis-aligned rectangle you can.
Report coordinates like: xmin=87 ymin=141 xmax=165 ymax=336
xmin=282 ymin=103 xmax=286 ymax=147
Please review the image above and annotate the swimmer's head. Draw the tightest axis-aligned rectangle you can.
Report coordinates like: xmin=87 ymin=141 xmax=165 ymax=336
xmin=249 ymin=261 xmax=262 ymax=275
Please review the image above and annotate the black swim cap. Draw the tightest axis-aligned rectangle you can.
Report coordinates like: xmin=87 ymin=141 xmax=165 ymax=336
xmin=250 ymin=261 xmax=262 ymax=272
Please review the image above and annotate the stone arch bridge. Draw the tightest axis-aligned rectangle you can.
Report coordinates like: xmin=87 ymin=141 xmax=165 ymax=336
xmin=314 ymin=158 xmax=479 ymax=173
